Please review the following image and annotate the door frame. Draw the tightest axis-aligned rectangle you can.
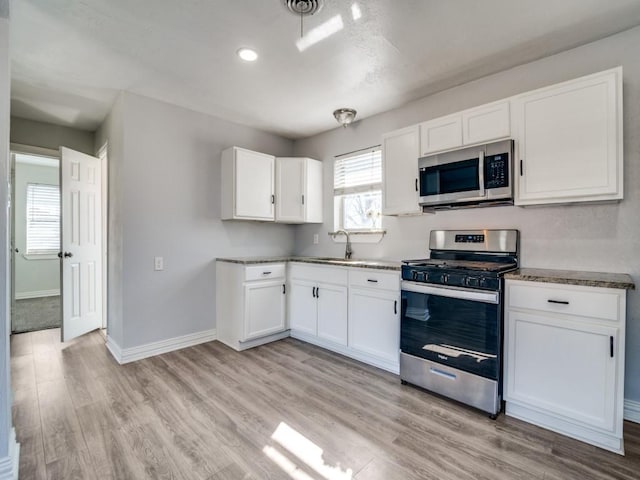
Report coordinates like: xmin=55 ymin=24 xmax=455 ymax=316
xmin=9 ymin=142 xmax=109 ymax=338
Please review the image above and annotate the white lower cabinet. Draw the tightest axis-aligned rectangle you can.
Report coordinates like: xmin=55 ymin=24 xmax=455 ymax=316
xmin=288 ymin=263 xmax=400 ymax=373
xmin=216 ymin=261 xmax=288 ymax=351
xmin=504 ymin=279 xmax=626 ymax=454
xmin=348 ymin=287 xmax=400 ymax=365
xmin=316 ymin=282 xmax=348 ymax=345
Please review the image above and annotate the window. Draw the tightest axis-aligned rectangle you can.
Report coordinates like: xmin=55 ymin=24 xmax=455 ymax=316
xmin=334 ymin=147 xmax=382 ymax=231
xmin=26 ymin=183 xmax=60 ymax=255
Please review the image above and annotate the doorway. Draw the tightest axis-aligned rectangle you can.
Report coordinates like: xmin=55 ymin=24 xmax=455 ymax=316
xmin=10 ymin=143 xmax=108 ymax=341
xmin=11 ymin=148 xmax=61 ymax=333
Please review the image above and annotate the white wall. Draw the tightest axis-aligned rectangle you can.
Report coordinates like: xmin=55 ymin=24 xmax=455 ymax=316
xmin=13 ymin=162 xmax=59 ymax=298
xmin=10 ymin=117 xmax=94 ymax=155
xmin=292 ymin=26 xmax=640 ymax=401
xmin=97 ymin=92 xmax=295 ymax=350
xmin=0 ymin=1 xmax=16 ymax=477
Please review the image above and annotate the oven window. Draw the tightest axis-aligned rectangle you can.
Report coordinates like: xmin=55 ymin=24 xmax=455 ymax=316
xmin=400 ymin=289 xmax=500 ymax=379
xmin=420 ymin=158 xmax=480 ymax=196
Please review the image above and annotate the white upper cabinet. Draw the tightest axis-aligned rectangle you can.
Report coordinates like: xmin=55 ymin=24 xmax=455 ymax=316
xmin=419 ymin=101 xmax=511 ymax=156
xmin=419 ymin=114 xmax=463 ymax=155
xmin=381 ymin=125 xmax=421 ymax=215
xmin=462 ymin=101 xmax=510 ymax=145
xmin=221 ymin=146 xmax=275 ymax=221
xmin=513 ymin=67 xmax=623 ymax=205
xmin=275 ymin=157 xmax=323 ymax=224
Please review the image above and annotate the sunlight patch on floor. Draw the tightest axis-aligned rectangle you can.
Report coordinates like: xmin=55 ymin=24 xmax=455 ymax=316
xmin=263 ymin=422 xmax=353 ymax=480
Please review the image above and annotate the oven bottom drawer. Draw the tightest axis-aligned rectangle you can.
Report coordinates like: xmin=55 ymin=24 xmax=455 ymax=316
xmin=400 ymin=352 xmax=500 ymax=415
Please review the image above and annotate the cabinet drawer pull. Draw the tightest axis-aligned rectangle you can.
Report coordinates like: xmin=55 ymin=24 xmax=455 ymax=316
xmin=282 ymin=284 xmax=286 ymax=294
xmin=610 ymin=336 xmax=614 ymax=358
xmin=302 ymin=194 xmax=305 ymax=205
xmin=547 ymin=299 xmax=569 ymax=305
xmin=394 ymin=300 xmax=397 ymax=315
xmin=520 ymin=159 xmax=524 ymax=177
xmin=367 ymin=279 xmax=378 ymax=283
xmin=262 ymin=271 xmax=272 ymax=275
xmin=271 ymin=194 xmax=275 ymax=204
xmin=415 ymin=178 xmax=418 ymax=192
xmin=316 ymin=287 xmax=319 ymax=298
xmin=312 ymin=286 xmax=316 ymax=298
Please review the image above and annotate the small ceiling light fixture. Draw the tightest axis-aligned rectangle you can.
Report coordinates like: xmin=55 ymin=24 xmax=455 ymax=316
xmin=285 ymin=0 xmax=324 ymax=37
xmin=333 ymin=108 xmax=357 ymax=127
xmin=237 ymin=48 xmax=258 ymax=62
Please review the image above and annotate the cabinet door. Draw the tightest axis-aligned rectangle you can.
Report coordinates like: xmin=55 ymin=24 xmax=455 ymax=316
xmin=348 ymin=287 xmax=400 ymax=363
xmin=514 ymin=68 xmax=622 ymax=205
xmin=316 ymin=282 xmax=348 ymax=346
xmin=304 ymin=158 xmax=323 ymax=223
xmin=289 ymin=279 xmax=317 ymax=335
xmin=243 ymin=280 xmax=286 ymax=341
xmin=381 ymin=125 xmax=421 ymax=215
xmin=235 ymin=148 xmax=275 ymax=220
xmin=505 ymin=310 xmax=617 ymax=432
xmin=462 ymin=101 xmax=510 ymax=145
xmin=419 ymin=114 xmax=463 ymax=155
xmin=275 ymin=157 xmax=305 ymax=223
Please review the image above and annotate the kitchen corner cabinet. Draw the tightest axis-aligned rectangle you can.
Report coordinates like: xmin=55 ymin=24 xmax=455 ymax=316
xmin=216 ymin=261 xmax=288 ymax=351
xmin=348 ymin=269 xmax=400 ymax=368
xmin=221 ymin=146 xmax=275 ymax=221
xmin=381 ymin=125 xmax=422 ymax=215
xmin=288 ymin=263 xmax=348 ymax=345
xmin=275 ymin=157 xmax=323 ymax=224
xmin=513 ymin=67 xmax=623 ymax=205
xmin=419 ymin=100 xmax=511 ymax=156
xmin=504 ymin=279 xmax=627 ymax=454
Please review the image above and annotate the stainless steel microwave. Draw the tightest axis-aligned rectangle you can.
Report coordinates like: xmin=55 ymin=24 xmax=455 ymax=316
xmin=418 ymin=139 xmax=514 ymax=209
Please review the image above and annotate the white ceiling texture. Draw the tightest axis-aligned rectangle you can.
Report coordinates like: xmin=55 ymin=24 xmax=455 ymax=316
xmin=10 ymin=0 xmax=640 ymax=139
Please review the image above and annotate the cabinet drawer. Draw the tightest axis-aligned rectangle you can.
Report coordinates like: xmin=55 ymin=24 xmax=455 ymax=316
xmin=289 ymin=263 xmax=348 ymax=286
xmin=508 ymin=282 xmax=620 ymax=322
xmin=349 ymin=269 xmax=400 ymax=291
xmin=244 ymin=264 xmax=286 ymax=281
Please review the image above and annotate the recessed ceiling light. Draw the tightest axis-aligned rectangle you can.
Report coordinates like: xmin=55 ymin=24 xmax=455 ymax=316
xmin=237 ymin=48 xmax=258 ymax=62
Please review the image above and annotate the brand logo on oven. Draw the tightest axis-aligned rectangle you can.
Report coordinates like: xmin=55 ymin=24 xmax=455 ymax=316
xmin=438 ymin=354 xmax=448 ymax=361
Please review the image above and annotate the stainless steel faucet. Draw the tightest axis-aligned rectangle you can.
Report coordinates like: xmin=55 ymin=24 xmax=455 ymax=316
xmin=334 ymin=230 xmax=353 ymax=259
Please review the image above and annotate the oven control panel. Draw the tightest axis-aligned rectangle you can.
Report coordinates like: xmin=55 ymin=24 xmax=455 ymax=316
xmin=402 ymin=267 xmax=499 ymax=291
xmin=455 ymin=234 xmax=485 ymax=243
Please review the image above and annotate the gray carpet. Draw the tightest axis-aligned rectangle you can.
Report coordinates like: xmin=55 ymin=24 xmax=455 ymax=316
xmin=12 ymin=295 xmax=61 ymax=333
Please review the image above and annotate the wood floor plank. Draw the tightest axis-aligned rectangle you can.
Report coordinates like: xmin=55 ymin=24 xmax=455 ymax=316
xmin=45 ymin=449 xmax=97 ymax=480
xmin=37 ymin=379 xmax=88 ymax=464
xmin=16 ymin=427 xmax=47 ymax=480
xmin=10 ymin=332 xmax=33 ymax=357
xmin=10 ymin=329 xmax=640 ymax=480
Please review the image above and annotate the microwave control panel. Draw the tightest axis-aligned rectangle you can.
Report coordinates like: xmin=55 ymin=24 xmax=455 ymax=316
xmin=484 ymin=153 xmax=509 ymax=189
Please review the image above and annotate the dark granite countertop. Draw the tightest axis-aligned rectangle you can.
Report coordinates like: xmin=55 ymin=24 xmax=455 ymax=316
xmin=505 ymin=268 xmax=635 ymax=290
xmin=216 ymin=256 xmax=402 ymax=271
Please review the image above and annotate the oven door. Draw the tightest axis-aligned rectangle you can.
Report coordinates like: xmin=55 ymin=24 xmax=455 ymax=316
xmin=400 ymin=281 xmax=500 ymax=380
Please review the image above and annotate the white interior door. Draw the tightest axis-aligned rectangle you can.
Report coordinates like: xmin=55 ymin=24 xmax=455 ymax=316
xmin=60 ymin=147 xmax=103 ymax=342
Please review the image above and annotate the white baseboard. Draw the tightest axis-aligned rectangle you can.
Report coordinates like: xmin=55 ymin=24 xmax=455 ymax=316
xmin=624 ymin=399 xmax=640 ymax=424
xmin=106 ymin=329 xmax=217 ymax=365
xmin=0 ymin=428 xmax=20 ymax=480
xmin=15 ymin=289 xmax=59 ymax=300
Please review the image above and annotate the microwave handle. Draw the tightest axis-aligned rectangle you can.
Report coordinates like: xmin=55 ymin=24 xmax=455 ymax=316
xmin=478 ymin=151 xmax=486 ymax=197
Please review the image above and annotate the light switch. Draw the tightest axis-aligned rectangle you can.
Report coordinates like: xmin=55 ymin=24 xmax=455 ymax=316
xmin=154 ymin=256 xmax=164 ymax=271
xmin=313 ymin=234 xmax=319 ymax=245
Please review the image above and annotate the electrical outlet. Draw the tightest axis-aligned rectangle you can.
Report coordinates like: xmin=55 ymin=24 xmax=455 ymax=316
xmin=154 ymin=256 xmax=164 ymax=271
xmin=313 ymin=234 xmax=319 ymax=245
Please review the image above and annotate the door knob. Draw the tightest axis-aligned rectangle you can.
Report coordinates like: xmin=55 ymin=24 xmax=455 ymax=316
xmin=63 ymin=252 xmax=73 ymax=258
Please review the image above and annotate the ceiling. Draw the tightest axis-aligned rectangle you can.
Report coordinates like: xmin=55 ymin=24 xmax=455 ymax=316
xmin=10 ymin=0 xmax=640 ymax=139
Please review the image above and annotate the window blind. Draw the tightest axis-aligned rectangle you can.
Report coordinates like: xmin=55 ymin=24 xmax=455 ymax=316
xmin=334 ymin=148 xmax=382 ymax=196
xmin=26 ymin=183 xmax=60 ymax=255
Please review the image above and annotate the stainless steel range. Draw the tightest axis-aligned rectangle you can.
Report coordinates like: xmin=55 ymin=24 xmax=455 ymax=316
xmin=400 ymin=229 xmax=519 ymax=417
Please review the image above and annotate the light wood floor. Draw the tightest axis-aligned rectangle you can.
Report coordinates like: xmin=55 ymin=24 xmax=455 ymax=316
xmin=10 ymin=328 xmax=640 ymax=479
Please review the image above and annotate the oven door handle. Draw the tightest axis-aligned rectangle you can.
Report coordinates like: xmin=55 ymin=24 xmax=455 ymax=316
xmin=401 ymin=281 xmax=499 ymax=304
